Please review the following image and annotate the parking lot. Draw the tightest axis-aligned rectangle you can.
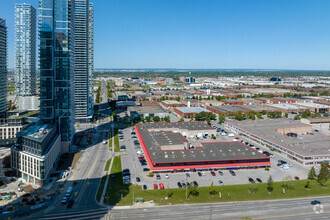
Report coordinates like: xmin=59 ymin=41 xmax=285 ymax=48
xmin=120 ymin=123 xmax=310 ymax=190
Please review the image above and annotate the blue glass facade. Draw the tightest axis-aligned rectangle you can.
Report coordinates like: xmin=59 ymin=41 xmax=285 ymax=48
xmin=39 ymin=0 xmax=75 ymax=143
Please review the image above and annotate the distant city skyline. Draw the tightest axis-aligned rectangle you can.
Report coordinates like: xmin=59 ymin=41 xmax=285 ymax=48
xmin=1 ymin=0 xmax=330 ymax=70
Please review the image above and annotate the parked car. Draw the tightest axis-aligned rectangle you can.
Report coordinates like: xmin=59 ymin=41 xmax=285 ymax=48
xmin=159 ymin=183 xmax=164 ymax=189
xmin=154 ymin=184 xmax=158 ymax=189
xmin=294 ymin=176 xmax=300 ymax=180
xmin=230 ymin=170 xmax=236 ymax=176
xmin=143 ymin=185 xmax=147 ymax=190
xmin=156 ymin=174 xmax=161 ymax=180
xmin=165 ymin=174 xmax=169 ymax=179
xmin=143 ymin=168 xmax=150 ymax=172
xmin=177 ymin=182 xmax=182 ymax=188
xmin=311 ymin=200 xmax=321 ymax=205
xmin=219 ymin=180 xmax=224 ymax=185
xmin=182 ymin=183 xmax=186 ymax=188
xmin=218 ymin=171 xmax=223 ymax=176
xmin=193 ymin=181 xmax=199 ymax=187
xmin=198 ymin=172 xmax=202 ymax=177
xmin=211 ymin=171 xmax=216 ymax=176
xmin=256 ymin=178 xmax=262 ymax=183
xmin=136 ymin=177 xmax=141 ymax=182
xmin=248 ymin=178 xmax=255 ymax=183
xmin=186 ymin=173 xmax=190 ymax=177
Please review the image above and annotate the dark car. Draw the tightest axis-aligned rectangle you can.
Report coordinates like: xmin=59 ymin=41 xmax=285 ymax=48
xmin=177 ymin=182 xmax=182 ymax=188
xmin=67 ymin=199 xmax=73 ymax=208
xmin=248 ymin=178 xmax=255 ymax=183
xmin=197 ymin=172 xmax=202 ymax=177
xmin=143 ymin=168 xmax=150 ymax=172
xmin=136 ymin=177 xmax=141 ymax=182
xmin=311 ymin=200 xmax=321 ymax=205
xmin=182 ymin=183 xmax=186 ymax=188
xmin=143 ymin=185 xmax=147 ymax=190
xmin=218 ymin=171 xmax=223 ymax=176
xmin=186 ymin=182 xmax=190 ymax=187
xmin=211 ymin=171 xmax=216 ymax=176
xmin=186 ymin=173 xmax=190 ymax=177
xmin=256 ymin=178 xmax=262 ymax=183
xmin=193 ymin=181 xmax=199 ymax=187
xmin=156 ymin=174 xmax=161 ymax=180
xmin=278 ymin=160 xmax=287 ymax=164
xmin=73 ymin=181 xmax=78 ymax=186
xmin=294 ymin=176 xmax=300 ymax=180
xmin=230 ymin=170 xmax=236 ymax=176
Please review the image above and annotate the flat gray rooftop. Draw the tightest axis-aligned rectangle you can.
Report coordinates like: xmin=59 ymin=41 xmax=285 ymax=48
xmin=208 ymin=105 xmax=245 ymax=113
xmin=227 ymin=119 xmax=330 ymax=156
xmin=175 ymin=107 xmax=210 ymax=114
xmin=136 ymin=122 xmax=267 ymax=164
xmin=128 ymin=106 xmax=166 ymax=114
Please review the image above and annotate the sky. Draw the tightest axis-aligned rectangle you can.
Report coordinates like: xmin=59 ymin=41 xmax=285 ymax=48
xmin=1 ymin=0 xmax=330 ymax=70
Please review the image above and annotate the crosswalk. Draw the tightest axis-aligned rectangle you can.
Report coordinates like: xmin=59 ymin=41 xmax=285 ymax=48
xmin=39 ymin=208 xmax=109 ymax=220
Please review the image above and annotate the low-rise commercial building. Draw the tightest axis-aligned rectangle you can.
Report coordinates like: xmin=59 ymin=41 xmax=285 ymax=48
xmin=135 ymin=122 xmax=270 ymax=171
xmin=206 ymin=105 xmax=248 ymax=115
xmin=161 ymin=100 xmax=185 ymax=110
xmin=174 ymin=107 xmax=210 ymax=117
xmin=293 ymin=102 xmax=330 ymax=113
xmin=265 ymin=103 xmax=308 ymax=113
xmin=128 ymin=106 xmax=168 ymax=119
xmin=225 ymin=119 xmax=330 ymax=166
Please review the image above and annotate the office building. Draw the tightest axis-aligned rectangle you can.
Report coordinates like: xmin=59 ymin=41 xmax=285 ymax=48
xmin=15 ymin=4 xmax=37 ymax=98
xmin=11 ymin=0 xmax=76 ymax=186
xmin=74 ymin=0 xmax=94 ymax=122
xmin=39 ymin=0 xmax=76 ymax=148
xmin=0 ymin=19 xmax=7 ymax=117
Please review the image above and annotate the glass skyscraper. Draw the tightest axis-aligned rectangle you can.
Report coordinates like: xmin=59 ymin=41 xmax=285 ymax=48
xmin=0 ymin=18 xmax=7 ymax=117
xmin=39 ymin=0 xmax=76 ymax=144
xmin=15 ymin=4 xmax=36 ymax=97
xmin=75 ymin=0 xmax=94 ymax=122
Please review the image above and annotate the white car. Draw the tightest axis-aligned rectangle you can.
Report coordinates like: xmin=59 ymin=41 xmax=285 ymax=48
xmin=103 ymin=140 xmax=107 ymax=144
xmin=165 ymin=174 xmax=169 ymax=179
xmin=221 ymin=133 xmax=227 ymax=136
xmin=137 ymin=150 xmax=143 ymax=155
xmin=228 ymin=133 xmax=235 ymax=137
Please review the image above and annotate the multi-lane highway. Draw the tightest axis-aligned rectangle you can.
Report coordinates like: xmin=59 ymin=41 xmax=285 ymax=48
xmin=108 ymin=196 xmax=330 ymax=220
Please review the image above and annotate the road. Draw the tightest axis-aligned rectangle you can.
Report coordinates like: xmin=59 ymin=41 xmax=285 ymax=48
xmin=109 ymin=196 xmax=330 ymax=220
xmin=24 ymin=120 xmax=113 ymax=220
xmin=101 ymin=80 xmax=108 ymax=104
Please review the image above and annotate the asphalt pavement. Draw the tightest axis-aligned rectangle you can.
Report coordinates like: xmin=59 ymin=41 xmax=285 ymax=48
xmin=109 ymin=196 xmax=330 ymax=220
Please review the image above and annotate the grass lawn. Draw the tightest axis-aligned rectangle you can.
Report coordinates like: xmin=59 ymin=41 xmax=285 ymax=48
xmin=114 ymin=128 xmax=120 ymax=152
xmin=96 ymin=175 xmax=107 ymax=202
xmin=104 ymin=158 xmax=112 ymax=172
xmin=104 ymin=156 xmax=131 ymax=205
xmin=114 ymin=179 xmax=329 ymax=206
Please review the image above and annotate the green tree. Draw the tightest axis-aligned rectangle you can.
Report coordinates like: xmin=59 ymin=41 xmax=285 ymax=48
xmin=301 ymin=110 xmax=311 ymax=118
xmin=305 ymin=181 xmax=311 ymax=189
xmin=317 ymin=162 xmax=329 ymax=186
xmin=249 ymin=182 xmax=258 ymax=196
xmin=323 ymin=113 xmax=329 ymax=117
xmin=308 ymin=166 xmax=316 ymax=180
xmin=175 ymin=96 xmax=180 ymax=102
xmin=218 ymin=113 xmax=226 ymax=123
xmin=188 ymin=182 xmax=199 ymax=197
xmin=179 ymin=118 xmax=184 ymax=122
xmin=145 ymin=116 xmax=151 ymax=122
xmin=209 ymin=181 xmax=216 ymax=196
xmin=267 ymin=175 xmax=274 ymax=192
xmin=284 ymin=113 xmax=288 ymax=118
xmin=163 ymin=115 xmax=170 ymax=122
xmin=153 ymin=116 xmax=160 ymax=122
xmin=294 ymin=115 xmax=301 ymax=120
xmin=247 ymin=111 xmax=256 ymax=120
